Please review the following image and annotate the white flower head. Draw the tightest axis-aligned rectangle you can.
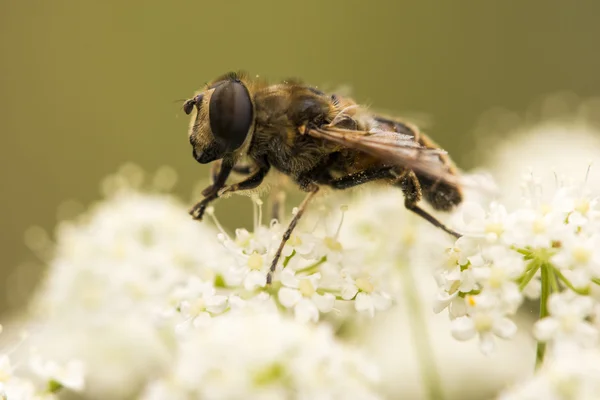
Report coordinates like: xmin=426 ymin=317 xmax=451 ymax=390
xmin=450 ymin=294 xmax=517 ymax=355
xmin=534 ymin=292 xmax=599 ymax=348
xmin=139 ymin=312 xmax=381 ymax=400
xmin=29 ymin=354 xmax=85 ymax=392
xmin=278 ymin=270 xmax=335 ymax=323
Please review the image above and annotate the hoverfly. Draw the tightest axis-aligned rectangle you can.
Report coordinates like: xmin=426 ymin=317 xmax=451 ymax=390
xmin=183 ymin=72 xmax=463 ymax=283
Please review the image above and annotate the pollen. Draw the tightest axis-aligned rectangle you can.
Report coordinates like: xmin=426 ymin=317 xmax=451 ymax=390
xmin=298 ymin=279 xmax=316 ymax=297
xmin=355 ymin=277 xmax=374 ymax=293
xmin=247 ymin=252 xmax=264 ymax=270
xmin=467 ymin=295 xmax=477 ymax=307
xmin=324 ymin=237 xmax=343 ymax=252
xmin=571 ymin=246 xmax=592 ymax=265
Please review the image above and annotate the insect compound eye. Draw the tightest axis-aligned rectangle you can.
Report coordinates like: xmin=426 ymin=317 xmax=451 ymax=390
xmin=209 ymin=80 xmax=253 ymax=151
xmin=183 ymin=94 xmax=204 ymax=115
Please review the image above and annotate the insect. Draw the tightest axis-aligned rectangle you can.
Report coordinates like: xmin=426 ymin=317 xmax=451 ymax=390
xmin=183 ymin=72 xmax=464 ymax=283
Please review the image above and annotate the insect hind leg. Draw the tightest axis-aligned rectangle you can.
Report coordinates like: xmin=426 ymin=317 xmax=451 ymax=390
xmin=396 ymin=170 xmax=461 ymax=238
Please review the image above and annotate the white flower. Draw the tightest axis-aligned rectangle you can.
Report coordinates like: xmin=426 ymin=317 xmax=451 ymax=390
xmin=22 ymin=313 xmax=171 ymax=400
xmin=451 ymin=294 xmax=517 ymax=355
xmin=507 ymin=208 xmax=569 ymax=249
xmin=552 ymin=233 xmax=600 ymax=280
xmin=278 ymin=270 xmax=335 ymax=322
xmin=29 ymin=354 xmax=85 ymax=392
xmin=168 ymin=277 xmax=228 ymax=332
xmin=471 ymin=246 xmax=525 ymax=314
xmin=499 ymin=346 xmax=600 ymax=400
xmin=455 ymin=201 xmax=511 ymax=243
xmin=31 ymin=188 xmax=228 ymax=318
xmin=433 ymin=267 xmax=476 ymax=316
xmin=0 ymin=377 xmax=45 ymax=400
xmin=534 ymin=292 xmax=598 ymax=347
xmin=342 ymin=275 xmax=392 ymax=317
xmin=139 ymin=312 xmax=381 ymax=400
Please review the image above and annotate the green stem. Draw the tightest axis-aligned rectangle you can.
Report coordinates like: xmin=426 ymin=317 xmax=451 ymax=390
xmin=536 ymin=265 xmax=550 ymax=369
xmin=399 ymin=263 xmax=445 ymax=400
xmin=591 ymin=278 xmax=600 ymax=286
xmin=552 ymin=267 xmax=590 ymax=295
xmin=294 ymin=256 xmax=327 ymax=274
xmin=547 ymin=267 xmax=559 ymax=293
xmin=518 ymin=260 xmax=541 ymax=291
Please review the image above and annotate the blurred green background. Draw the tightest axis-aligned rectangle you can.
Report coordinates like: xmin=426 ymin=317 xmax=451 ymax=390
xmin=2 ymin=0 xmax=600 ymax=314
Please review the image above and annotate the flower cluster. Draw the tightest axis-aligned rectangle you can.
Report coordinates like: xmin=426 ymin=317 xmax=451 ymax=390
xmin=0 ymin=326 xmax=85 ymax=399
xmin=14 ymin=165 xmax=389 ymax=399
xmin=436 ymin=171 xmax=600 ymax=356
xmin=140 ymin=311 xmax=381 ymax=400
xmin=498 ymin=345 xmax=600 ymax=400
xmin=195 ymin=197 xmax=394 ymax=325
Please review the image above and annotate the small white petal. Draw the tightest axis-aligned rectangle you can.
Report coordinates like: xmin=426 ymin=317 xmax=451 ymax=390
xmin=280 ymin=268 xmax=299 ymax=288
xmin=432 ymin=290 xmax=457 ymax=314
xmin=451 ymin=316 xmax=476 ymax=341
xmin=461 ymin=202 xmax=486 ymax=226
xmin=468 ymin=254 xmax=486 ymax=268
xmin=205 ymin=295 xmax=228 ymax=314
xmin=371 ymin=293 xmax=392 ymax=311
xmin=341 ymin=284 xmax=359 ymax=300
xmin=278 ymin=287 xmax=301 ymax=308
xmin=533 ymin=317 xmax=559 ymax=341
xmin=575 ymin=321 xmax=599 ymax=347
xmin=294 ymin=299 xmax=319 ymax=323
xmin=492 ymin=317 xmax=517 ymax=339
xmin=479 ymin=332 xmax=496 ymax=355
xmin=355 ymin=292 xmax=375 ymax=317
xmin=243 ymin=270 xmax=266 ymax=290
xmin=449 ymin=296 xmax=467 ymax=318
xmin=312 ymin=293 xmax=335 ymax=313
xmin=192 ymin=312 xmax=212 ymax=328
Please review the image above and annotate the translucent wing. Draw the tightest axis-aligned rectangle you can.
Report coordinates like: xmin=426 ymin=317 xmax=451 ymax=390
xmin=306 ymin=125 xmax=462 ymax=187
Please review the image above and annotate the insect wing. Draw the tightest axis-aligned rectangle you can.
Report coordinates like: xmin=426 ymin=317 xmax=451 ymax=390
xmin=307 ymin=125 xmax=461 ymax=187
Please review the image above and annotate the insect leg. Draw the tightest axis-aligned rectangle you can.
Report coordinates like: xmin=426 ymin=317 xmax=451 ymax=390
xmin=267 ymin=183 xmax=320 ymax=284
xmin=217 ymin=161 xmax=270 ymax=196
xmin=398 ymin=171 xmax=461 ymax=238
xmin=208 ymin=159 xmax=255 ymax=189
xmin=325 ymin=167 xmax=394 ymax=189
xmin=190 ymin=157 xmax=234 ymax=220
xmin=231 ymin=164 xmax=256 ymax=175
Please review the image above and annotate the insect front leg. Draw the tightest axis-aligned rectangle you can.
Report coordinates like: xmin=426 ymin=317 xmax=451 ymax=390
xmin=267 ymin=183 xmax=320 ymax=285
xmin=217 ymin=159 xmax=270 ymax=197
xmin=206 ymin=159 xmax=257 ymax=194
xmin=397 ymin=171 xmax=462 ymax=238
xmin=190 ymin=157 xmax=234 ymax=220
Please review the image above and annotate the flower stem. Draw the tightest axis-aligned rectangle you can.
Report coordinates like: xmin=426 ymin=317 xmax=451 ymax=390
xmin=536 ymin=264 xmax=551 ymax=369
xmin=518 ymin=260 xmax=541 ymax=291
xmin=552 ymin=267 xmax=589 ymax=295
xmin=399 ymin=263 xmax=445 ymax=400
